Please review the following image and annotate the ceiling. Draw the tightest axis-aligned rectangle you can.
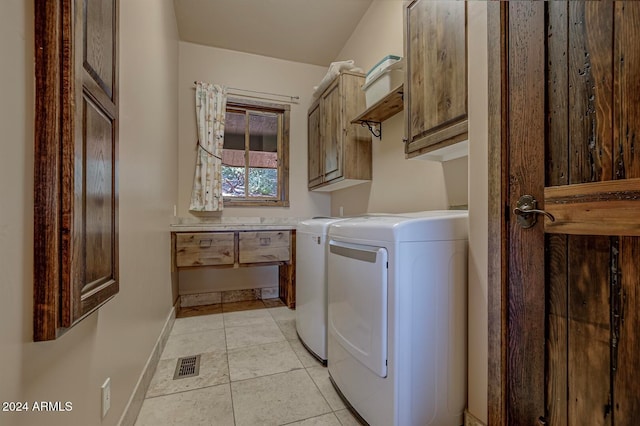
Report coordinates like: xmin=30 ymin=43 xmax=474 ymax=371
xmin=173 ymin=0 xmax=373 ymax=66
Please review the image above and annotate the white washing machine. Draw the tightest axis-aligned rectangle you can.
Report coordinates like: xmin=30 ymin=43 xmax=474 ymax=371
xmin=295 ymin=217 xmax=346 ymax=363
xmin=327 ymin=211 xmax=468 ymax=426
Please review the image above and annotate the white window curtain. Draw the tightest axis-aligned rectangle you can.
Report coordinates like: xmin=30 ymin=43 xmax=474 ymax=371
xmin=189 ymin=82 xmax=228 ymax=212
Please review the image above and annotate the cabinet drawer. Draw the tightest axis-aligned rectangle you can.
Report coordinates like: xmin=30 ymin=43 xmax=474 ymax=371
xmin=239 ymin=231 xmax=290 ymax=264
xmin=175 ymin=232 xmax=235 ymax=267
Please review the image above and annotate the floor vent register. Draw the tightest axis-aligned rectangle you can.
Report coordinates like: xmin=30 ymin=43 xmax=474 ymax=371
xmin=173 ymin=355 xmax=201 ymax=379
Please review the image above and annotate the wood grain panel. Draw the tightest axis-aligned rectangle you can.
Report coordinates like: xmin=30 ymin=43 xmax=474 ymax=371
xmin=565 ymin=5 xmax=614 ymax=424
xmin=545 ymin=4 xmax=569 ymax=421
xmin=486 ymin=3 xmax=507 ymax=424
xmin=568 ymin=2 xmax=613 ymax=184
xmin=82 ymin=95 xmax=116 ymax=295
xmin=567 ymin=236 xmax=612 ymax=426
xmin=404 ymin=0 xmax=467 ymax=155
xmin=175 ymin=233 xmax=235 ymax=267
xmin=74 ymin=0 xmax=119 ymax=324
xmin=34 ymin=0 xmax=63 ymax=341
xmin=84 ymin=0 xmax=115 ymax=97
xmin=278 ymin=231 xmax=296 ymax=308
xmin=613 ymin=3 xmax=640 ymax=180
xmin=544 ymin=179 xmax=640 ymax=236
xmin=34 ymin=0 xmax=119 ymax=340
xmin=547 ymin=2 xmax=570 ymax=188
xmin=546 ymin=237 xmax=569 ymax=426
xmin=506 ymin=2 xmax=546 ymax=422
xmin=307 ymin=101 xmax=322 ymax=187
xmin=341 ymin=72 xmax=371 ymax=182
xmin=615 ymin=237 xmax=640 ymax=423
xmin=431 ymin=1 xmax=466 ymax=130
xmin=613 ymin=4 xmax=640 ymax=423
xmin=323 ymin=80 xmax=341 ymax=180
xmin=239 ymin=231 xmax=290 ymax=264
xmin=406 ymin=0 xmax=426 ymax=139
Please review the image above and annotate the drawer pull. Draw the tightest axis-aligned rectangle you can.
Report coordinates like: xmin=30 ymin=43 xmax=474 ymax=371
xmin=199 ymin=239 xmax=212 ymax=248
xmin=259 ymin=237 xmax=271 ymax=246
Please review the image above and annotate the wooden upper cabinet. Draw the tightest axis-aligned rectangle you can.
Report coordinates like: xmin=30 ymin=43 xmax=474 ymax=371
xmin=403 ymin=0 xmax=468 ymax=158
xmin=307 ymin=101 xmax=323 ymax=188
xmin=34 ymin=0 xmax=119 ymax=341
xmin=307 ymin=72 xmax=372 ymax=191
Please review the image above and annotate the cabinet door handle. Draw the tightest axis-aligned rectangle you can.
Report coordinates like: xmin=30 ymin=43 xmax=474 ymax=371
xmin=199 ymin=239 xmax=212 ymax=248
xmin=260 ymin=237 xmax=271 ymax=246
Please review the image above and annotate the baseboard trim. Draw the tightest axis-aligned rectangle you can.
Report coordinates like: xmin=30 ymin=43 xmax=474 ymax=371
xmin=464 ymin=409 xmax=487 ymax=426
xmin=118 ymin=302 xmax=177 ymax=426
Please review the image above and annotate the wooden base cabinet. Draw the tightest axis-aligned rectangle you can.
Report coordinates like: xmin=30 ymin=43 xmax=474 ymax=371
xmin=308 ymin=72 xmax=372 ymax=191
xmin=172 ymin=229 xmax=296 ymax=308
xmin=403 ymin=0 xmax=468 ymax=158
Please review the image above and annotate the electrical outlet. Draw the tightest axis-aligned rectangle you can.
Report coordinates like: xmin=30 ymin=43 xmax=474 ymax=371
xmin=101 ymin=378 xmax=111 ymax=418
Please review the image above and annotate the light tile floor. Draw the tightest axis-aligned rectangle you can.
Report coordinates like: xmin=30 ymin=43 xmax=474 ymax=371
xmin=135 ymin=302 xmax=363 ymax=426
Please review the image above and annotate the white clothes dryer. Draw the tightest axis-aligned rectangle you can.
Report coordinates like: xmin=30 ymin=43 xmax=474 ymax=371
xmin=327 ymin=211 xmax=468 ymax=426
xmin=295 ymin=217 xmax=346 ymax=363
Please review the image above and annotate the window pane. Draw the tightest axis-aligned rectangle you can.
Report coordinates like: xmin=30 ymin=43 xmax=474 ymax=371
xmin=249 ymin=113 xmax=278 ymax=152
xmin=222 ymin=111 xmax=246 ymax=198
xmin=248 ymin=167 xmax=278 ymax=197
xmin=223 ymin=111 xmax=246 ymax=150
xmin=221 ymin=166 xmax=245 ymax=197
xmin=247 ymin=112 xmax=278 ymax=197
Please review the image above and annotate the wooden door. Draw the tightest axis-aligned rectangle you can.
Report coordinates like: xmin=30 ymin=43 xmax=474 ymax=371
xmin=403 ymin=0 xmax=468 ymax=157
xmin=34 ymin=0 xmax=119 ymax=340
xmin=489 ymin=2 xmax=640 ymax=425
xmin=66 ymin=0 xmax=119 ymax=324
xmin=322 ymin=78 xmax=342 ymax=182
xmin=307 ymin=101 xmax=323 ymax=188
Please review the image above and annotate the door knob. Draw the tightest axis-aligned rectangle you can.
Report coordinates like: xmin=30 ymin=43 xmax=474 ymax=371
xmin=513 ymin=195 xmax=555 ymax=229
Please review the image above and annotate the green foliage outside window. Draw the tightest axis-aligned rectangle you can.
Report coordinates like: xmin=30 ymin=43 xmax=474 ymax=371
xmin=222 ymin=166 xmax=277 ymax=197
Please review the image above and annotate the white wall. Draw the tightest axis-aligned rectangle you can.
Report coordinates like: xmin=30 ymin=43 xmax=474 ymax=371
xmin=176 ymin=43 xmax=330 ymax=293
xmin=467 ymin=2 xmax=489 ymax=423
xmin=329 ymin=0 xmax=467 ymax=216
xmin=0 ymin=1 xmax=179 ymax=424
xmin=177 ymin=42 xmax=331 ymax=219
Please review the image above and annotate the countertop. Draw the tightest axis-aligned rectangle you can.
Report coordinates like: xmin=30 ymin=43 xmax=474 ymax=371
xmin=170 ymin=217 xmax=302 ymax=232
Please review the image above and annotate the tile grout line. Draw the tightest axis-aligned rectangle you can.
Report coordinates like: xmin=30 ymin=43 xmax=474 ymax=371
xmin=223 ymin=314 xmax=238 ymax=426
xmin=303 ymin=366 xmax=336 ymax=414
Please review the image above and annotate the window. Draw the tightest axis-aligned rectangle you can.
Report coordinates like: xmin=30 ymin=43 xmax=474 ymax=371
xmin=222 ymin=98 xmax=290 ymax=206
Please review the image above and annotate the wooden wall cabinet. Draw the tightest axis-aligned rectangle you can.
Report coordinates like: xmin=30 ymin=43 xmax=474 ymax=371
xmin=403 ymin=0 xmax=468 ymax=158
xmin=34 ymin=0 xmax=119 ymax=341
xmin=308 ymin=72 xmax=372 ymax=191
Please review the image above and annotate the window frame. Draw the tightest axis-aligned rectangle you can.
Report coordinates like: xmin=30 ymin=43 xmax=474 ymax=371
xmin=222 ymin=97 xmax=290 ymax=207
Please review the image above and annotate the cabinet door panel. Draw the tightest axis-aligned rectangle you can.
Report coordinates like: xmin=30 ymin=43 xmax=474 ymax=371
xmin=34 ymin=0 xmax=119 ymax=340
xmin=323 ymin=81 xmax=343 ymax=181
xmin=405 ymin=0 xmax=467 ymax=155
xmin=308 ymin=101 xmax=323 ymax=187
xmin=69 ymin=0 xmax=119 ymax=323
xmin=80 ymin=96 xmax=116 ymax=296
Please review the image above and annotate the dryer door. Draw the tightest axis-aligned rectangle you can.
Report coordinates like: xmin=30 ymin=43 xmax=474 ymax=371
xmin=328 ymin=240 xmax=388 ymax=378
